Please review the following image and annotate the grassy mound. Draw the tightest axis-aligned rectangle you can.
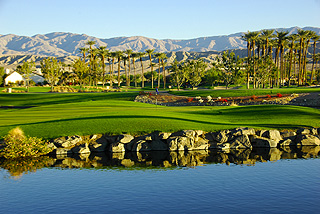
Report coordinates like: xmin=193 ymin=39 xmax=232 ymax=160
xmin=0 ymin=92 xmax=319 ymax=139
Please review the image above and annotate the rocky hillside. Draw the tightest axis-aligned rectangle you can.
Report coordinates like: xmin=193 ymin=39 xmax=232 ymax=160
xmin=0 ymin=51 xmax=224 ymax=70
xmin=1 ymin=26 xmax=319 ymax=57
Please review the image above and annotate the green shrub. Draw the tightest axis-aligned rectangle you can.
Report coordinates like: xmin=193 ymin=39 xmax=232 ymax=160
xmin=0 ymin=127 xmax=53 ymax=159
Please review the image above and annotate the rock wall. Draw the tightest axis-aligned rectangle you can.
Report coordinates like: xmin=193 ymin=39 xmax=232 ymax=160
xmin=49 ymin=127 xmax=320 ymax=156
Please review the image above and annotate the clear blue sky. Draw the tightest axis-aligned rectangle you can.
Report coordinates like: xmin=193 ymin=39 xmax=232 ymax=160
xmin=0 ymin=0 xmax=319 ymax=39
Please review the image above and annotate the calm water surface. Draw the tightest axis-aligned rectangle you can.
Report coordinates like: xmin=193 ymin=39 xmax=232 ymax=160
xmin=1 ymin=148 xmax=319 ymax=214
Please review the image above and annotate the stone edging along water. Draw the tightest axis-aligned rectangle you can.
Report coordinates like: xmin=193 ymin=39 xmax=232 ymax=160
xmin=49 ymin=127 xmax=320 ymax=156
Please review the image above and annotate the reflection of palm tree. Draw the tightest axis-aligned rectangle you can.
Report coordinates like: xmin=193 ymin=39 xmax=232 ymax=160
xmin=146 ymin=49 xmax=155 ymax=88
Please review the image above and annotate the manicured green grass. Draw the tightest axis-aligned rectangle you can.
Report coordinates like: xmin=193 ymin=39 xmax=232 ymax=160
xmin=0 ymin=92 xmax=319 ymax=139
xmin=169 ymin=87 xmax=320 ymax=97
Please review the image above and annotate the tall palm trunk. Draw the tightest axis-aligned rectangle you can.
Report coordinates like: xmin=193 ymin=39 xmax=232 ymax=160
xmin=148 ymin=54 xmax=154 ymax=88
xmin=140 ymin=57 xmax=145 ymax=88
xmin=132 ymin=57 xmax=137 ymax=87
xmin=111 ymin=57 xmax=114 ymax=87
xmin=311 ymin=40 xmax=318 ymax=83
xmin=117 ymin=57 xmax=121 ymax=87
xmin=298 ymin=38 xmax=303 ymax=85
xmin=246 ymin=41 xmax=251 ymax=89
xmin=161 ymin=59 xmax=166 ymax=89
xmin=157 ymin=57 xmax=161 ymax=87
xmin=288 ymin=43 xmax=294 ymax=87
xmin=124 ymin=59 xmax=127 ymax=86
xmin=127 ymin=56 xmax=131 ymax=87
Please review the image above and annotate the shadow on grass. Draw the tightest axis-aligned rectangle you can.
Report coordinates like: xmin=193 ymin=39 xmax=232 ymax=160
xmin=0 ymin=92 xmax=139 ymax=107
xmin=4 ymin=114 xmax=313 ymax=131
xmin=181 ymin=105 xmax=320 ymax=118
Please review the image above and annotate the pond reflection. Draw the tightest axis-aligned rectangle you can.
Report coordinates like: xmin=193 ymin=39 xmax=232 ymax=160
xmin=1 ymin=146 xmax=319 ymax=178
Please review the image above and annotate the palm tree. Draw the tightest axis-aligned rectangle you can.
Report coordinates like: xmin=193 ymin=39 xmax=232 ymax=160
xmin=288 ymin=34 xmax=298 ymax=86
xmin=79 ymin=47 xmax=89 ymax=62
xmin=241 ymin=31 xmax=252 ymax=89
xmin=86 ymin=40 xmax=96 ymax=86
xmin=275 ymin=30 xmax=289 ymax=87
xmin=138 ymin=52 xmax=146 ymax=87
xmin=154 ymin=52 xmax=162 ymax=87
xmin=131 ymin=52 xmax=139 ymax=87
xmin=160 ymin=53 xmax=167 ymax=89
xmin=250 ymin=31 xmax=261 ymax=88
xmin=302 ymin=31 xmax=314 ymax=83
xmin=125 ymin=49 xmax=133 ymax=87
xmin=311 ymin=34 xmax=320 ymax=83
xmin=146 ymin=49 xmax=155 ymax=88
xmin=109 ymin=52 xmax=117 ymax=87
xmin=122 ymin=55 xmax=128 ymax=86
xmin=261 ymin=29 xmax=275 ymax=58
xmin=115 ymin=51 xmax=123 ymax=87
xmin=97 ymin=46 xmax=109 ymax=87
xmin=297 ymin=29 xmax=308 ymax=85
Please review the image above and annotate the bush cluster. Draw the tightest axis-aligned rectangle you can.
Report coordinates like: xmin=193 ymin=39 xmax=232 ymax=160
xmin=0 ymin=127 xmax=52 ymax=159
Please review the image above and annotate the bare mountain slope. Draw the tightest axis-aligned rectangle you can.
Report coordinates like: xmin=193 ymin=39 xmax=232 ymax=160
xmin=1 ymin=26 xmax=318 ymax=57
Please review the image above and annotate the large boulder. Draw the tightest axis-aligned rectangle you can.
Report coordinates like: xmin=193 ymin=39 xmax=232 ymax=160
xmin=251 ymin=136 xmax=278 ymax=148
xmin=211 ymin=130 xmax=231 ymax=143
xmin=296 ymin=128 xmax=310 ymax=135
xmin=132 ymin=140 xmax=152 ymax=152
xmin=215 ymin=135 xmax=252 ymax=150
xmin=229 ymin=135 xmax=252 ymax=149
xmin=167 ymin=136 xmax=193 ymax=151
xmin=150 ymin=140 xmax=168 ymax=151
xmin=279 ymin=138 xmax=296 ymax=147
xmin=295 ymin=134 xmax=320 ymax=146
xmin=54 ymin=135 xmax=82 ymax=148
xmin=109 ymin=142 xmax=126 ymax=152
xmin=231 ymin=127 xmax=255 ymax=136
xmin=193 ymin=137 xmax=209 ymax=150
xmin=89 ymin=136 xmax=109 ymax=152
xmin=55 ymin=148 xmax=73 ymax=155
xmin=280 ymin=131 xmax=297 ymax=139
xmin=261 ymin=130 xmax=282 ymax=141
xmin=72 ymin=143 xmax=90 ymax=154
xmin=117 ymin=134 xmax=134 ymax=144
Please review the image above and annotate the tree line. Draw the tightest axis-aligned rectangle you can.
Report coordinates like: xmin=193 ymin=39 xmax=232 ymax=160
xmin=2 ymin=29 xmax=320 ymax=91
xmin=241 ymin=29 xmax=320 ymax=88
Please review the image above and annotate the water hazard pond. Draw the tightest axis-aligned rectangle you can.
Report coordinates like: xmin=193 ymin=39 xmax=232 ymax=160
xmin=1 ymin=147 xmax=320 ymax=214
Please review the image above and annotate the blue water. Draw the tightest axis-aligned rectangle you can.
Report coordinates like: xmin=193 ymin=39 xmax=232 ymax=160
xmin=1 ymin=150 xmax=320 ymax=214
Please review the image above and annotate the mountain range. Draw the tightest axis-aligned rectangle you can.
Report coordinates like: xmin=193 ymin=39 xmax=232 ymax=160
xmin=1 ymin=26 xmax=319 ymax=57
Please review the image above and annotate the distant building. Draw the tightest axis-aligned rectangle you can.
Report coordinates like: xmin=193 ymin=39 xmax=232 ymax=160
xmin=30 ymin=73 xmax=45 ymax=84
xmin=4 ymin=71 xmax=25 ymax=86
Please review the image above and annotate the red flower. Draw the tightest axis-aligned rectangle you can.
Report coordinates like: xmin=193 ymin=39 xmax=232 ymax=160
xmin=277 ymin=93 xmax=283 ymax=98
xmin=223 ymin=99 xmax=228 ymax=102
xmin=252 ymin=95 xmax=257 ymax=100
xmin=267 ymin=94 xmax=271 ymax=98
xmin=187 ymin=98 xmax=193 ymax=102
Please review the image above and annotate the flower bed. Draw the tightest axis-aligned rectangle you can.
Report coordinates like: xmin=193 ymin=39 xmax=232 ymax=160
xmin=134 ymin=93 xmax=300 ymax=106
